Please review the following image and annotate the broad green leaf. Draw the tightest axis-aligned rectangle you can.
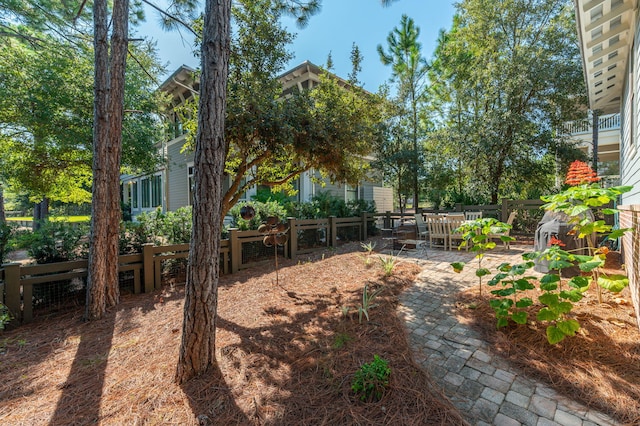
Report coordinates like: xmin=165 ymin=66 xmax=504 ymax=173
xmin=492 ymin=288 xmax=516 ymax=297
xmin=489 ymin=299 xmax=503 ymax=309
xmin=573 ymin=255 xmax=592 ymax=263
xmin=500 ymin=236 xmax=515 ymax=242
xmin=539 ymin=293 xmax=559 ymax=306
xmin=488 ymin=273 xmax=508 ymax=286
xmin=514 ymin=279 xmax=535 ymax=291
xmin=515 ymin=298 xmax=533 ymax=308
xmin=560 ymin=290 xmax=583 ymax=302
xmin=546 ymin=326 xmax=567 ymax=345
xmin=476 ymin=268 xmax=491 ymax=277
xmin=569 ymin=205 xmax=590 ymax=216
xmin=540 ymin=274 xmax=560 ymax=284
xmin=608 ymin=228 xmax=632 ymax=239
xmin=549 ymin=260 xmax=573 ymax=270
xmin=537 ymin=308 xmax=558 ymax=322
xmin=579 ymin=260 xmax=604 ymax=272
xmin=557 ymin=319 xmax=580 ymax=336
xmin=485 ymin=242 xmax=497 ymax=250
xmin=568 ymin=276 xmax=590 ymax=291
xmin=597 ymin=274 xmax=629 ymax=292
xmin=511 ymin=311 xmax=528 ymax=324
xmin=540 ymin=281 xmax=558 ymax=292
xmin=496 ymin=317 xmax=509 ymax=329
xmin=601 ymin=208 xmax=618 ymax=215
xmin=450 ymin=262 xmax=465 ymax=273
xmin=522 ymin=252 xmax=539 ymax=261
xmin=557 ymin=301 xmax=573 ymax=314
xmin=497 ymin=263 xmax=512 ymax=272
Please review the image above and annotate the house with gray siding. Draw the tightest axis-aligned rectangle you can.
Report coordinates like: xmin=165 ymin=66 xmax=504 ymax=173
xmin=121 ymin=62 xmax=393 ymax=217
xmin=574 ymin=0 xmax=640 ymax=327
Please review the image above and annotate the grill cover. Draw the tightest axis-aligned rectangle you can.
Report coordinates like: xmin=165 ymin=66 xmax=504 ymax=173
xmin=533 ymin=210 xmax=592 ymax=275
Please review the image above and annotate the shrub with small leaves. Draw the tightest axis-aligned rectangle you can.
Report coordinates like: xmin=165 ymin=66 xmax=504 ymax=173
xmin=351 ymin=355 xmax=391 ymax=402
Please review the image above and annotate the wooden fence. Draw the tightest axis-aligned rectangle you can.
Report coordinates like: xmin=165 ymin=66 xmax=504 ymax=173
xmin=0 ymin=215 xmax=374 ymax=325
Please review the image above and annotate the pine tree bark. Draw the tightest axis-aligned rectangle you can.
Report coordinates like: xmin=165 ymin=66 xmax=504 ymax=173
xmin=0 ymin=184 xmax=5 ymax=225
xmin=86 ymin=0 xmax=127 ymax=320
xmin=176 ymin=0 xmax=231 ymax=384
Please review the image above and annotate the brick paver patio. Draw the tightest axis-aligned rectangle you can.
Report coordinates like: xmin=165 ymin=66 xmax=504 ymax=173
xmin=396 ymin=245 xmax=619 ymax=426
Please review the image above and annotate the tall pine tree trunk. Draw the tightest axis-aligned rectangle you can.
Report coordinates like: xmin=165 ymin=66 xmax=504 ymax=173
xmin=0 ymin=184 xmax=5 ymax=225
xmin=176 ymin=0 xmax=231 ymax=384
xmin=32 ymin=197 xmax=49 ymax=231
xmin=86 ymin=0 xmax=128 ymax=320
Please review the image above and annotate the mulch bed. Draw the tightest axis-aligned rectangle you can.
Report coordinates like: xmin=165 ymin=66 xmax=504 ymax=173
xmin=0 ymin=240 xmax=466 ymax=425
xmin=455 ymin=251 xmax=640 ymax=425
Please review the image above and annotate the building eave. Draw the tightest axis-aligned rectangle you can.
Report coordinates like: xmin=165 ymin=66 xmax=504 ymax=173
xmin=574 ymin=0 xmax=637 ymax=114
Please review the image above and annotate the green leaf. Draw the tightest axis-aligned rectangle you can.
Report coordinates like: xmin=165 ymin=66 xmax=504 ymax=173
xmin=559 ymin=290 xmax=583 ymax=302
xmin=515 ymin=298 xmax=533 ymax=308
xmin=497 ymin=263 xmax=512 ymax=272
xmin=568 ymin=276 xmax=590 ymax=291
xmin=511 ymin=311 xmax=528 ymax=324
xmin=488 ymin=273 xmax=508 ymax=286
xmin=496 ymin=317 xmax=509 ymax=329
xmin=539 ymin=293 xmax=559 ymax=306
xmin=451 ymin=262 xmax=465 ymax=273
xmin=514 ymin=279 xmax=535 ymax=291
xmin=546 ymin=326 xmax=566 ymax=344
xmin=537 ymin=308 xmax=558 ymax=322
xmin=476 ymin=268 xmax=491 ymax=277
xmin=578 ymin=260 xmax=604 ymax=272
xmin=569 ymin=205 xmax=590 ymax=217
xmin=557 ymin=301 xmax=573 ymax=314
xmin=549 ymin=260 xmax=573 ymax=270
xmin=601 ymin=208 xmax=618 ymax=215
xmin=557 ymin=319 xmax=580 ymax=336
xmin=608 ymin=228 xmax=632 ymax=239
xmin=492 ymin=288 xmax=516 ymax=297
xmin=540 ymin=274 xmax=560 ymax=285
xmin=597 ymin=274 xmax=629 ymax=292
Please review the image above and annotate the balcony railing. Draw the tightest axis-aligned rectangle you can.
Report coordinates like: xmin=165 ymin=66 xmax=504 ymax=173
xmin=561 ymin=113 xmax=620 ymax=135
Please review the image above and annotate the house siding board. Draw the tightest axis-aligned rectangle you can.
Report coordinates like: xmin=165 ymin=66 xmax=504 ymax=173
xmin=619 ymin=206 xmax=640 ymax=330
xmin=166 ymin=139 xmax=193 ymax=211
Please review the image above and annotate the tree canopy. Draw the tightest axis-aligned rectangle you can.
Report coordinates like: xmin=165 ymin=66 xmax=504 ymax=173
xmin=179 ymin=1 xmax=384 ymax=217
xmin=427 ymin=0 xmax=587 ymax=204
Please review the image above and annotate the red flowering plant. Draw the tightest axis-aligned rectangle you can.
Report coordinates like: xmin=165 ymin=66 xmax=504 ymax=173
xmin=463 ymin=161 xmax=634 ymax=345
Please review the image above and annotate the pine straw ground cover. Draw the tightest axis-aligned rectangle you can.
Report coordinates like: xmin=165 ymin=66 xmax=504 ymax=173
xmin=456 ymin=251 xmax=640 ymax=425
xmin=0 ymin=240 xmax=466 ymax=425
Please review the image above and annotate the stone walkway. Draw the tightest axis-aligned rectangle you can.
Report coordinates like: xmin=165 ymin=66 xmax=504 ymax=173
xmin=395 ymin=245 xmax=619 ymax=426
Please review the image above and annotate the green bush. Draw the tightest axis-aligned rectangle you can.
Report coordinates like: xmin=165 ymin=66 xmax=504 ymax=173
xmin=0 ymin=222 xmax=12 ymax=264
xmin=27 ymin=221 xmax=86 ymax=264
xmin=228 ymin=201 xmax=287 ymax=230
xmin=351 ymin=355 xmax=391 ymax=402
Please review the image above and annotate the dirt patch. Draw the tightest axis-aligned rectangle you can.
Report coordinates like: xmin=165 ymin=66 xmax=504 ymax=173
xmin=456 ymin=251 xmax=640 ymax=425
xmin=0 ymin=240 xmax=466 ymax=425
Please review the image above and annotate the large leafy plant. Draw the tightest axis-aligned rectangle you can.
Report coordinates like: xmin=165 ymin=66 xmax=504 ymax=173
xmin=453 ymin=161 xmax=633 ymax=344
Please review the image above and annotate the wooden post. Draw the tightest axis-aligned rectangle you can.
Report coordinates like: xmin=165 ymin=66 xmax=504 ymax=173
xmin=384 ymin=211 xmax=391 ymax=229
xmin=329 ymin=216 xmax=337 ymax=247
xmin=2 ymin=263 xmax=21 ymax=322
xmin=287 ymin=218 xmax=297 ymax=259
xmin=361 ymin=212 xmax=368 ymax=240
xmin=455 ymin=203 xmax=463 ymax=212
xmin=501 ymin=199 xmax=509 ymax=223
xmin=143 ymin=243 xmax=154 ymax=293
xmin=229 ymin=228 xmax=240 ymax=274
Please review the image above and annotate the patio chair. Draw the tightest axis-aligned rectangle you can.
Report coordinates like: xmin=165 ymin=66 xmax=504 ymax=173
xmin=414 ymin=213 xmax=429 ymax=248
xmin=424 ymin=214 xmax=447 ymax=250
xmin=489 ymin=211 xmax=517 ymax=249
xmin=447 ymin=214 xmax=468 ymax=251
xmin=464 ymin=211 xmax=483 ymax=220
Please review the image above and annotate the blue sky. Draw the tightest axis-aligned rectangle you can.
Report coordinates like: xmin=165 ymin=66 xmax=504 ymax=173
xmin=136 ymin=0 xmax=457 ymax=91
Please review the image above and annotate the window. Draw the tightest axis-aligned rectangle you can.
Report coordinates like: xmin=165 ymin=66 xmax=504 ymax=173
xmin=141 ymin=174 xmax=162 ymax=209
xmin=141 ymin=178 xmax=151 ymax=208
xmin=346 ymin=184 xmax=358 ymax=202
xmin=131 ymin=181 xmax=138 ymax=208
xmin=152 ymin=175 xmax=162 ymax=207
xmin=188 ymin=165 xmax=195 ymax=205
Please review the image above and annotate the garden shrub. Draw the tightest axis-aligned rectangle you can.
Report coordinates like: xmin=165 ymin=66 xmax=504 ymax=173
xmin=0 ymin=222 xmax=12 ymax=264
xmin=228 ymin=201 xmax=287 ymax=230
xmin=27 ymin=220 xmax=86 ymax=264
xmin=351 ymin=355 xmax=391 ymax=402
